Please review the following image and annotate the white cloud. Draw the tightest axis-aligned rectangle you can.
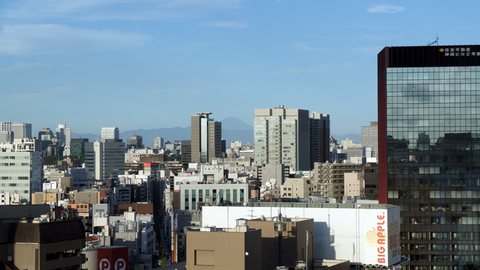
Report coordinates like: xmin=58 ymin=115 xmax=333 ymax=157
xmin=0 ymin=24 xmax=149 ymax=55
xmin=366 ymin=5 xmax=406 ymax=14
xmin=199 ymin=21 xmax=250 ymax=29
xmin=2 ymin=0 xmax=246 ymax=21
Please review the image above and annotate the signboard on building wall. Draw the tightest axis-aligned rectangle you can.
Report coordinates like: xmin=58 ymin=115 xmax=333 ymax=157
xmin=98 ymin=246 xmax=129 ymax=270
xmin=361 ymin=208 xmax=400 ymax=266
xmin=387 ymin=207 xmax=401 ymax=265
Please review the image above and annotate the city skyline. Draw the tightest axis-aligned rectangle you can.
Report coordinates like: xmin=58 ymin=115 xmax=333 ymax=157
xmin=1 ymin=1 xmax=480 ymax=136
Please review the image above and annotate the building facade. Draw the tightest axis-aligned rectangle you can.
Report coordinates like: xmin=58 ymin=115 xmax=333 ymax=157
xmin=101 ymin=127 xmax=119 ymax=142
xmin=56 ymin=123 xmax=71 ymax=147
xmin=202 ymin=202 xmax=402 ymax=268
xmin=127 ymin=135 xmax=144 ymax=150
xmin=0 ymin=131 xmax=11 ymax=144
xmin=154 ymin=137 xmax=164 ymax=149
xmin=363 ymin=163 xmax=378 ymax=201
xmin=3 ymin=122 xmax=33 ymax=140
xmin=378 ymin=45 xmax=480 ymax=269
xmin=361 ymin=121 xmax=378 ymax=159
xmin=0 ymin=151 xmax=43 ymax=203
xmin=191 ymin=113 xmax=222 ymax=163
xmin=309 ymin=112 xmax=331 ymax=169
xmin=85 ymin=140 xmax=125 ymax=180
xmin=186 ymin=226 xmax=262 ymax=270
xmin=314 ymin=162 xmax=361 ymax=202
xmin=179 ymin=183 xmax=248 ymax=210
xmin=70 ymin=138 xmax=88 ymax=157
xmin=254 ymin=106 xmax=310 ymax=171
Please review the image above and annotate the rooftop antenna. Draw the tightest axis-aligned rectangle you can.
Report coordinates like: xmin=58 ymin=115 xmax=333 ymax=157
xmin=427 ymin=33 xmax=439 ymax=46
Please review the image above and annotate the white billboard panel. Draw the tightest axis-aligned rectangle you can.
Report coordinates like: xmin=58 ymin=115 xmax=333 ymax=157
xmin=360 ymin=207 xmax=400 ymax=266
xmin=202 ymin=204 xmax=401 ymax=266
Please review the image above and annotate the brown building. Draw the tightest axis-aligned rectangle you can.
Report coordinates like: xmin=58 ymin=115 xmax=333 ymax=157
xmin=186 ymin=226 xmax=262 ymax=270
xmin=71 ymin=190 xmax=101 ymax=204
xmin=186 ymin=216 xmax=314 ymax=270
xmin=117 ymin=203 xmax=154 ymax=215
xmin=246 ymin=216 xmax=314 ymax=270
xmin=32 ymin=192 xmax=62 ymax=205
xmin=0 ymin=219 xmax=85 ymax=270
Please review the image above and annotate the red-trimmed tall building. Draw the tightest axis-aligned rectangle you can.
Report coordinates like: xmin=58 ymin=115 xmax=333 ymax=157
xmin=378 ymin=45 xmax=480 ymax=269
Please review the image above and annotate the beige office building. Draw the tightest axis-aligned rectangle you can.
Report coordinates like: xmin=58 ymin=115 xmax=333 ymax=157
xmin=186 ymin=226 xmax=262 ymax=270
xmin=191 ymin=113 xmax=222 ymax=164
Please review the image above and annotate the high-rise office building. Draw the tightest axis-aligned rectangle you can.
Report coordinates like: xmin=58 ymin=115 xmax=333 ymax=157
xmin=85 ymin=140 xmax=125 ymax=180
xmin=2 ymin=122 xmax=32 ymax=140
xmin=101 ymin=127 xmax=119 ymax=142
xmin=191 ymin=113 xmax=222 ymax=163
xmin=0 ymin=131 xmax=11 ymax=144
xmin=86 ymin=128 xmax=124 ymax=180
xmin=1 ymin=122 xmax=13 ymax=132
xmin=154 ymin=137 xmax=164 ymax=149
xmin=254 ymin=106 xmax=310 ymax=172
xmin=70 ymin=138 xmax=88 ymax=157
xmin=38 ymin=127 xmax=54 ymax=151
xmin=361 ymin=121 xmax=378 ymax=159
xmin=38 ymin=128 xmax=54 ymax=141
xmin=56 ymin=123 xmax=71 ymax=146
xmin=378 ymin=45 xmax=480 ymax=269
xmin=309 ymin=112 xmax=330 ymax=169
xmin=127 ymin=135 xmax=143 ymax=150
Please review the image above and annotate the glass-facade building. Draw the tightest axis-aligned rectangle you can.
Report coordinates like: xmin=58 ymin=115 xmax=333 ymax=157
xmin=378 ymin=46 xmax=480 ymax=269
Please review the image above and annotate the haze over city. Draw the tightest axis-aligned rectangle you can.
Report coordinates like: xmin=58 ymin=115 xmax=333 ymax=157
xmin=1 ymin=1 xmax=479 ymax=136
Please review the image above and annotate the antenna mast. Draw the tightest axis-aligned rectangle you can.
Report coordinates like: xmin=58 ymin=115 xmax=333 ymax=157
xmin=427 ymin=33 xmax=439 ymax=46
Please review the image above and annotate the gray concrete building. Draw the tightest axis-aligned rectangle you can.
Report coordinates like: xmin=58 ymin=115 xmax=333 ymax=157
xmin=101 ymin=127 xmax=119 ymax=142
xmin=361 ymin=121 xmax=378 ymax=158
xmin=0 ymin=131 xmax=11 ymax=144
xmin=127 ymin=135 xmax=144 ymax=150
xmin=85 ymin=140 xmax=125 ymax=180
xmin=154 ymin=137 xmax=164 ymax=149
xmin=254 ymin=105 xmax=310 ymax=172
xmin=2 ymin=122 xmax=32 ymax=140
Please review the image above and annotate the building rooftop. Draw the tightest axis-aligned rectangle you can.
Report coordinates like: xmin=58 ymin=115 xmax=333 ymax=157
xmin=242 ymin=201 xmax=397 ymax=210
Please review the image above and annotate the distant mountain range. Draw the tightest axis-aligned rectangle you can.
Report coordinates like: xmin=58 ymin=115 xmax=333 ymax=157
xmin=72 ymin=117 xmax=361 ymax=147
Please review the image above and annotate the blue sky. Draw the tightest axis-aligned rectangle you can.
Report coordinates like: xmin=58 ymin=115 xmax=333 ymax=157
xmin=1 ymin=0 xmax=479 ymax=137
